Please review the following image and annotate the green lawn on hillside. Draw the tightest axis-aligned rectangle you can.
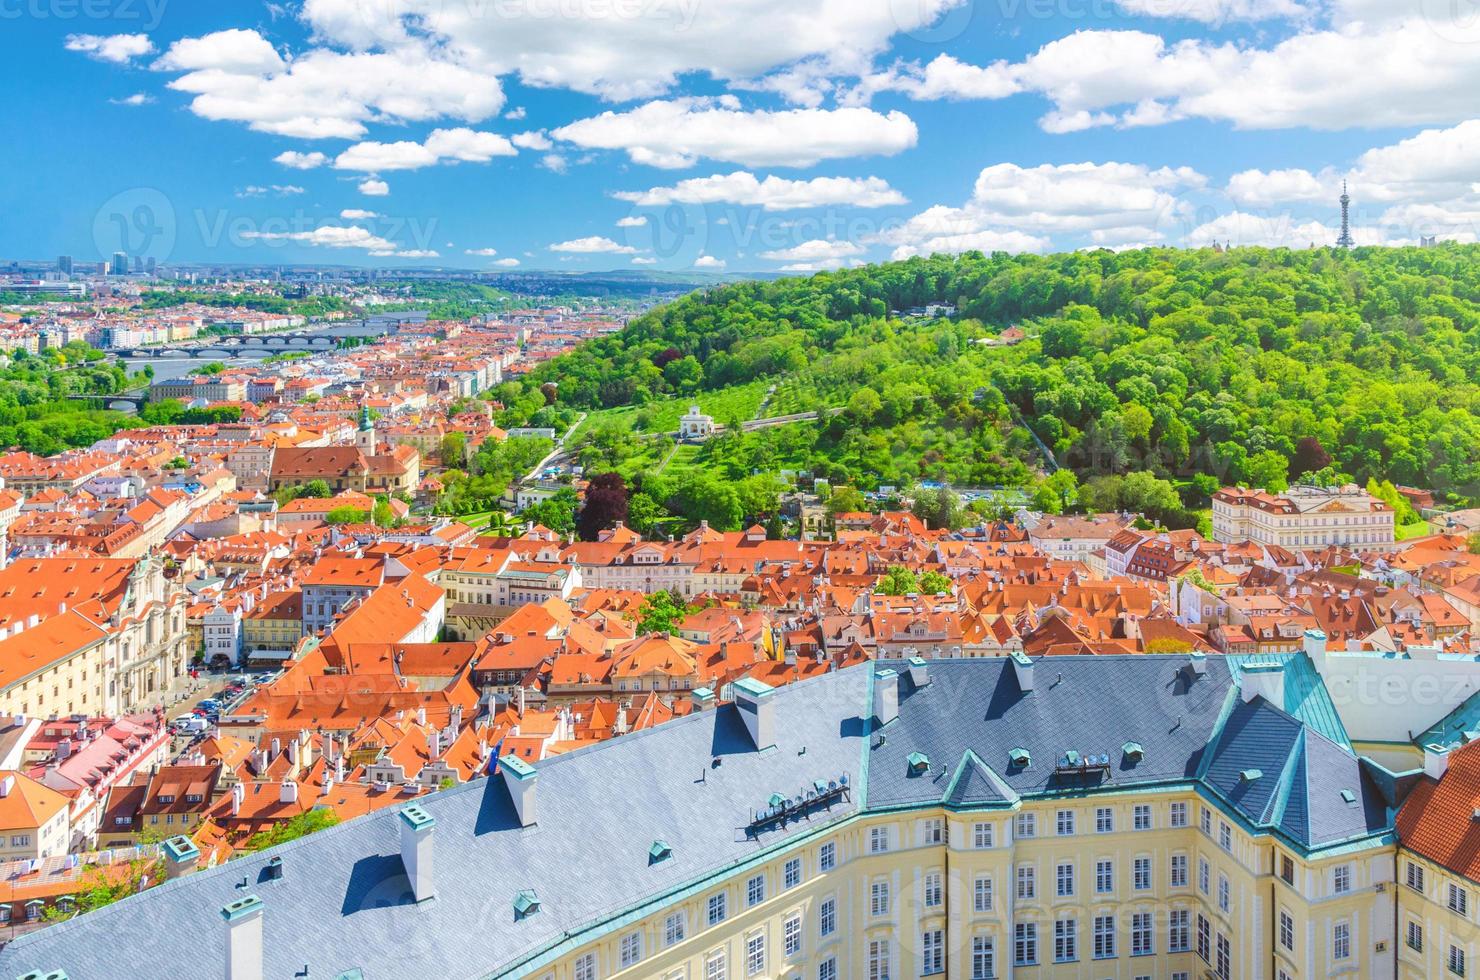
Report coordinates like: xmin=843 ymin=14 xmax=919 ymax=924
xmin=1396 ymin=520 xmax=1433 ymax=541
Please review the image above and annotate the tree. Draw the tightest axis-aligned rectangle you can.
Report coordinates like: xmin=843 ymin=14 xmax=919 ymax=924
xmin=633 ymin=590 xmax=691 ymax=635
xmin=372 ymin=495 xmax=399 ymax=528
xmin=735 ymin=473 xmax=784 ymax=521
xmin=1469 ymin=533 xmax=1480 ymax=555
xmin=1290 ymin=436 xmax=1332 ymax=480
xmin=626 ymin=492 xmax=665 ymax=536
xmin=919 ymin=570 xmax=953 ymax=594
xmin=826 ymin=486 xmax=869 ymax=515
xmin=274 ymin=479 xmax=332 ymax=507
xmin=876 ymin=565 xmax=921 ymax=595
xmin=1118 ymin=471 xmax=1185 ymax=523
xmin=44 ymin=851 xmax=163 ymax=921
xmin=910 ymin=487 xmax=964 ymax=531
xmin=246 ymin=809 xmax=340 ymax=851
xmin=1031 ymin=470 xmax=1079 ymax=515
xmin=663 ymin=355 xmax=704 ymax=392
xmin=668 ymin=472 xmax=743 ymax=530
xmin=325 ymin=505 xmax=366 ymax=525
xmin=1246 ymin=450 xmax=1290 ymax=494
xmin=1121 ymin=402 xmax=1153 ymax=444
xmin=439 ymin=431 xmax=467 ymax=466
xmin=523 ymin=488 xmax=578 ymax=536
xmin=577 ymin=472 xmax=630 ymax=541
xmin=845 ymin=387 xmax=882 ymax=424
xmin=1366 ymin=478 xmax=1419 ymax=525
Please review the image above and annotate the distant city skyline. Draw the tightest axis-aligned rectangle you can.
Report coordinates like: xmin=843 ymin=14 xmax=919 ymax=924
xmin=5 ymin=0 xmax=1480 ymax=270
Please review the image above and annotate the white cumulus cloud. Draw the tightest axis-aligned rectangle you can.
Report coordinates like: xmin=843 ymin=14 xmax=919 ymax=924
xmin=275 ymin=150 xmax=329 ymax=170
xmin=65 ymin=33 xmax=154 ymax=64
xmin=550 ymin=236 xmax=638 ymax=254
xmin=552 ymin=97 xmax=917 ymax=169
xmin=156 ymin=33 xmax=504 ymax=140
xmin=297 ymin=0 xmax=960 ymax=102
xmin=614 ymin=171 xmax=907 ymax=211
xmin=873 ymin=160 xmax=1202 ymax=257
xmin=241 ymin=224 xmax=396 ymax=250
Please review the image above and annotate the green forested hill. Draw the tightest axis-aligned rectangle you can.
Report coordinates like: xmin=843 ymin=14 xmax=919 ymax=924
xmin=524 ymin=246 xmax=1480 ymax=512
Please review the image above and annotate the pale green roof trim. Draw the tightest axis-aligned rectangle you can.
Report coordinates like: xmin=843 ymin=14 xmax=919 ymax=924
xmin=501 ymin=755 xmax=536 ymax=780
xmin=1227 ymin=652 xmax=1350 ymax=749
xmin=732 ymin=677 xmax=774 ymax=699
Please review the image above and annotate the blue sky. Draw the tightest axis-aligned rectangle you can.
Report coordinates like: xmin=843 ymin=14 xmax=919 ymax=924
xmin=4 ymin=0 xmax=1479 ymax=271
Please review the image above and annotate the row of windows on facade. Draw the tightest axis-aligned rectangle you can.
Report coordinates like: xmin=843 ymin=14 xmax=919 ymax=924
xmin=1404 ymin=859 xmax=1477 ymax=977
xmin=589 ymin=907 xmax=1239 ymax=980
xmin=572 ymin=797 xmax=1338 ymax=980
xmin=1404 ymin=920 xmax=1471 ymax=977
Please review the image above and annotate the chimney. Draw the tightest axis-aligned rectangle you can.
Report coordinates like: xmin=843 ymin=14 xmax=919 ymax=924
xmin=907 ymin=656 xmax=930 ymax=688
xmin=1302 ymin=628 xmax=1328 ymax=669
xmin=1425 ymin=743 xmax=1452 ymax=780
xmin=399 ymin=804 xmax=436 ymax=903
xmin=1239 ymin=661 xmax=1285 ymax=708
xmin=691 ymin=687 xmax=715 ymax=712
xmin=221 ymin=895 xmax=264 ymax=980
xmin=1010 ymin=651 xmax=1035 ymax=692
xmin=0 ymin=775 xmax=14 ymax=798
xmin=163 ymin=835 xmax=199 ymax=880
xmin=1188 ymin=652 xmax=1207 ymax=677
xmin=872 ymin=669 xmax=899 ymax=726
xmin=501 ymin=754 xmax=538 ymax=826
xmin=279 ymin=781 xmax=298 ymax=804
xmin=732 ymin=678 xmax=776 ymax=749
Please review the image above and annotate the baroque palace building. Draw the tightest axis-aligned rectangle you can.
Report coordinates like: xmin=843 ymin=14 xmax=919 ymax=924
xmin=0 ymin=554 xmax=192 ymax=720
xmin=1 ymin=644 xmax=1472 ymax=980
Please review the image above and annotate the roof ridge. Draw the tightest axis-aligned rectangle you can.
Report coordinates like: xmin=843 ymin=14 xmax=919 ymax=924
xmin=1267 ymin=727 xmax=1307 ymax=831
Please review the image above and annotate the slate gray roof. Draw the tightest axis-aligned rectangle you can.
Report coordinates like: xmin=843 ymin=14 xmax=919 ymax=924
xmin=866 ymin=656 xmax=1234 ymax=810
xmin=0 ymin=655 xmax=1393 ymax=980
xmin=0 ymin=668 xmax=870 ymax=980
xmin=1201 ymin=698 xmax=1391 ymax=848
